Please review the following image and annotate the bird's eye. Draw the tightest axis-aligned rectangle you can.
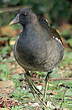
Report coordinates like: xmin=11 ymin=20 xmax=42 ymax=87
xmin=20 ymin=14 xmax=27 ymax=18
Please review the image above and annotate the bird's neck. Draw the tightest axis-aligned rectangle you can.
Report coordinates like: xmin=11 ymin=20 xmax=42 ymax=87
xmin=23 ymin=22 xmax=41 ymax=32
xmin=22 ymin=15 xmax=39 ymax=29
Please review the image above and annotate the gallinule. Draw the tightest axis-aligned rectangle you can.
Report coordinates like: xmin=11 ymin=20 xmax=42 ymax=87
xmin=10 ymin=8 xmax=64 ymax=106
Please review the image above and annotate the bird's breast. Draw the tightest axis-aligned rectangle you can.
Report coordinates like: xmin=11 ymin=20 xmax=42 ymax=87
xmin=14 ymin=30 xmax=64 ymax=72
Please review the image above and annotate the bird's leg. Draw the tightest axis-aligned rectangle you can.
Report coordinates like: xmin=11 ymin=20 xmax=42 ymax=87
xmin=24 ymin=71 xmax=43 ymax=97
xmin=24 ymin=71 xmax=48 ymax=108
xmin=43 ymin=71 xmax=52 ymax=101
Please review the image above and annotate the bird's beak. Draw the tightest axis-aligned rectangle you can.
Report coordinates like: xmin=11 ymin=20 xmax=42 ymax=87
xmin=9 ymin=14 xmax=19 ymax=25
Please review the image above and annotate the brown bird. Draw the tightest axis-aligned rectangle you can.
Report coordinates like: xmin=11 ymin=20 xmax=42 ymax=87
xmin=10 ymin=8 xmax=64 ymax=107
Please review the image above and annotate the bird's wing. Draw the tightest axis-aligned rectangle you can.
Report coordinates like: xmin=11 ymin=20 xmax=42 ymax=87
xmin=39 ymin=17 xmax=63 ymax=43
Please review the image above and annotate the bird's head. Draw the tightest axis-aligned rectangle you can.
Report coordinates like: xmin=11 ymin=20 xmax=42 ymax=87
xmin=9 ymin=8 xmax=37 ymax=26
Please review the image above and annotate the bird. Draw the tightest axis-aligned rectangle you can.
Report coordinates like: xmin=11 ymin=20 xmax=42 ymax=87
xmin=10 ymin=8 xmax=64 ymax=107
